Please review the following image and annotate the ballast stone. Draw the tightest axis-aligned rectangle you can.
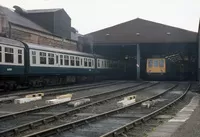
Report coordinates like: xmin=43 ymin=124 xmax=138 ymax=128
xmin=68 ymin=98 xmax=90 ymax=107
xmin=14 ymin=96 xmax=42 ymax=104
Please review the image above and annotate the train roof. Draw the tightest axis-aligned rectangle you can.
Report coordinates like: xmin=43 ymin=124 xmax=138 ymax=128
xmin=25 ymin=42 xmax=99 ymax=57
xmin=0 ymin=37 xmax=24 ymax=48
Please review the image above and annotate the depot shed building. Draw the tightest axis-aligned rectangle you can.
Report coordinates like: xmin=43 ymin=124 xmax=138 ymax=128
xmin=84 ymin=18 xmax=198 ymax=81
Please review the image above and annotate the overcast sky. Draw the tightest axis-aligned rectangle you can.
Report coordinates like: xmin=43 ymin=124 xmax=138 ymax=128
xmin=1 ymin=0 xmax=200 ymax=34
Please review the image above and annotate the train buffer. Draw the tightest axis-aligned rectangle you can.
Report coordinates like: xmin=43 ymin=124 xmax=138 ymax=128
xmin=117 ymin=95 xmax=136 ymax=107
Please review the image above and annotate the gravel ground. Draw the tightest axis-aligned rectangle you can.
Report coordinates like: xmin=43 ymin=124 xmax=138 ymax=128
xmin=0 ymin=81 xmax=137 ymax=114
xmin=117 ymin=84 xmax=197 ymax=137
xmin=18 ymin=83 xmax=174 ymax=136
xmin=52 ymin=84 xmax=186 ymax=137
xmin=0 ymin=81 xmax=144 ymax=132
xmin=171 ymin=93 xmax=200 ymax=137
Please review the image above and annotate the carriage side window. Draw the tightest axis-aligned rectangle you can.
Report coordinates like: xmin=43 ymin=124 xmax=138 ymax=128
xmin=154 ymin=60 xmax=158 ymax=67
xmin=97 ymin=59 xmax=100 ymax=67
xmin=101 ymin=60 xmax=104 ymax=68
xmin=84 ymin=58 xmax=88 ymax=67
xmin=5 ymin=47 xmax=14 ymax=63
xmin=88 ymin=59 xmax=92 ymax=67
xmin=159 ymin=59 xmax=164 ymax=67
xmin=0 ymin=46 xmax=2 ymax=62
xmin=18 ymin=49 xmax=22 ymax=64
xmin=56 ymin=55 xmax=59 ymax=64
xmin=40 ymin=52 xmax=46 ymax=64
xmin=64 ymin=55 xmax=69 ymax=65
xmin=80 ymin=58 xmax=83 ymax=66
xmin=60 ymin=55 xmax=63 ymax=65
xmin=48 ymin=53 xmax=54 ymax=65
xmin=148 ymin=60 xmax=153 ymax=67
xmin=76 ymin=57 xmax=80 ymax=66
xmin=70 ymin=56 xmax=75 ymax=66
xmin=92 ymin=59 xmax=94 ymax=67
xmin=32 ymin=51 xmax=36 ymax=64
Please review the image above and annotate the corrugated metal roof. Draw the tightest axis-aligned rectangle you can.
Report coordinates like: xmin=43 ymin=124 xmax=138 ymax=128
xmin=86 ymin=18 xmax=197 ymax=44
xmin=0 ymin=6 xmax=51 ymax=33
xmin=26 ymin=8 xmax=62 ymax=13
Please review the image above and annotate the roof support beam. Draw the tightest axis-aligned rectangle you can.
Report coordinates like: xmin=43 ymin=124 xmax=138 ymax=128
xmin=137 ymin=44 xmax=140 ymax=80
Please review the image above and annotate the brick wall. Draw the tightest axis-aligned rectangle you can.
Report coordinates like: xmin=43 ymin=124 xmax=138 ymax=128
xmin=10 ymin=25 xmax=78 ymax=51
xmin=0 ymin=13 xmax=8 ymax=36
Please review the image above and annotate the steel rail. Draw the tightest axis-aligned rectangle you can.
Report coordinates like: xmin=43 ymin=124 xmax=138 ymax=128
xmin=0 ymin=81 xmax=124 ymax=103
xmin=100 ymin=84 xmax=191 ymax=137
xmin=0 ymin=82 xmax=148 ymax=121
xmin=0 ymin=82 xmax=158 ymax=137
xmin=23 ymin=84 xmax=177 ymax=137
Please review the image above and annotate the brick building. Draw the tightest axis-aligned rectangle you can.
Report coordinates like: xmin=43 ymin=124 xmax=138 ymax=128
xmin=0 ymin=5 xmax=79 ymax=51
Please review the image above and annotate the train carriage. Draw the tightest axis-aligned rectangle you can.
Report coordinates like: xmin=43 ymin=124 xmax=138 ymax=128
xmin=0 ymin=37 xmax=25 ymax=90
xmin=146 ymin=58 xmax=167 ymax=80
xmin=0 ymin=36 xmax=123 ymax=91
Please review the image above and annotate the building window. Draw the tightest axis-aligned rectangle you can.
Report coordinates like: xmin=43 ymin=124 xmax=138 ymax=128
xmin=70 ymin=56 xmax=75 ymax=66
xmin=84 ymin=58 xmax=88 ymax=67
xmin=18 ymin=49 xmax=22 ymax=64
xmin=5 ymin=47 xmax=14 ymax=63
xmin=32 ymin=51 xmax=36 ymax=64
xmin=64 ymin=55 xmax=69 ymax=65
xmin=48 ymin=53 xmax=54 ymax=65
xmin=40 ymin=52 xmax=46 ymax=64
xmin=60 ymin=55 xmax=63 ymax=65
xmin=88 ymin=59 xmax=92 ymax=67
xmin=76 ymin=57 xmax=80 ymax=66
xmin=0 ymin=46 xmax=2 ymax=62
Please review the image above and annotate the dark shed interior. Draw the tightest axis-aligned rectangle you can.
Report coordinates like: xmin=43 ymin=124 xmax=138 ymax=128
xmin=84 ymin=18 xmax=198 ymax=81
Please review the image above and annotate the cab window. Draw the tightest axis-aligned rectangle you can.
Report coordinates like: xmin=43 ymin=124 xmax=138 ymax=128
xmin=148 ymin=60 xmax=153 ymax=67
xmin=159 ymin=59 xmax=164 ymax=67
xmin=154 ymin=60 xmax=158 ymax=67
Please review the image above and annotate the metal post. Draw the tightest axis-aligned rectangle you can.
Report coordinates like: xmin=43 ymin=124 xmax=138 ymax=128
xmin=136 ymin=44 xmax=140 ymax=80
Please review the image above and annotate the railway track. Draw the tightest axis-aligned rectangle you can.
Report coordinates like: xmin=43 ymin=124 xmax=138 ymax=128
xmin=0 ymin=81 xmax=154 ymax=136
xmin=0 ymin=81 xmax=142 ymax=116
xmin=0 ymin=80 xmax=126 ymax=103
xmin=20 ymin=83 xmax=189 ymax=137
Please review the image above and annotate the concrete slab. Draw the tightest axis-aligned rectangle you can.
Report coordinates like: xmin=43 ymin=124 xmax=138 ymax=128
xmin=147 ymin=96 xmax=200 ymax=137
xmin=68 ymin=98 xmax=90 ymax=107
xmin=14 ymin=96 xmax=42 ymax=104
xmin=0 ymin=96 xmax=19 ymax=102
xmin=46 ymin=97 xmax=71 ymax=104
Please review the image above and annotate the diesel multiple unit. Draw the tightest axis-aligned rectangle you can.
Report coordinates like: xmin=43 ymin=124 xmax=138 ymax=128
xmin=0 ymin=37 xmax=121 ymax=91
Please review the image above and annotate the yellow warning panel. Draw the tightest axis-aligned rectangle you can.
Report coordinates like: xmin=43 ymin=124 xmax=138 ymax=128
xmin=124 ymin=95 xmax=136 ymax=101
xmin=56 ymin=94 xmax=72 ymax=99
xmin=25 ymin=93 xmax=44 ymax=98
